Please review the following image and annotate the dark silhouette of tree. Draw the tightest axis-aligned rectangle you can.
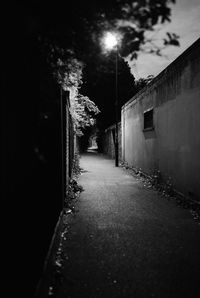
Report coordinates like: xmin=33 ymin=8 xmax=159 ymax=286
xmin=35 ymin=0 xmax=179 ymax=130
xmin=34 ymin=0 xmax=179 ymax=59
xmin=135 ymin=74 xmax=155 ymax=92
xmin=81 ymin=52 xmax=136 ymax=129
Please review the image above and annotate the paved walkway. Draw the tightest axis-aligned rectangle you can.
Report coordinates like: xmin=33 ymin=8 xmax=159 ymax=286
xmin=39 ymin=151 xmax=200 ymax=297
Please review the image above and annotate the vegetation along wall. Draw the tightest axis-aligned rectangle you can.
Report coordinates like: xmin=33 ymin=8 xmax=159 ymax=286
xmin=121 ymin=38 xmax=200 ymax=200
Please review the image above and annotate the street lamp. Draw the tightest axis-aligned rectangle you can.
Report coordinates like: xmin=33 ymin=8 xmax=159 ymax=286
xmin=103 ymin=32 xmax=120 ymax=167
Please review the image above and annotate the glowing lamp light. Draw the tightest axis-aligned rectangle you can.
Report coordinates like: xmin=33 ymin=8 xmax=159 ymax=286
xmin=101 ymin=30 xmax=121 ymax=167
xmin=103 ymin=32 xmax=118 ymax=50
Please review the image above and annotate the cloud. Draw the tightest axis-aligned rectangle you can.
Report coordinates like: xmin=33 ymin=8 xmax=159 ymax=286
xmin=129 ymin=0 xmax=200 ymax=79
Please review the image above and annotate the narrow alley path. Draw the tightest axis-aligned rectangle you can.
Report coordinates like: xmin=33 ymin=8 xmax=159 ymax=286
xmin=53 ymin=151 xmax=200 ymax=297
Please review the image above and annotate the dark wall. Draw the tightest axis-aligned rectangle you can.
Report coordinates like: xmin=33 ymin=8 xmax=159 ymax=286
xmin=2 ymin=5 xmax=62 ymax=297
xmin=102 ymin=123 xmax=122 ymax=160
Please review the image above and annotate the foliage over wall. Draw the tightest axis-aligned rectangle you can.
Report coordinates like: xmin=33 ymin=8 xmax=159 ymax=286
xmin=43 ymin=44 xmax=100 ymax=136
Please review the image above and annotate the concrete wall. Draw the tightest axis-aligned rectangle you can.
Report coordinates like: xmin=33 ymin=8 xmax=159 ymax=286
xmin=122 ymin=38 xmax=200 ymax=200
xmin=103 ymin=123 xmax=122 ymax=160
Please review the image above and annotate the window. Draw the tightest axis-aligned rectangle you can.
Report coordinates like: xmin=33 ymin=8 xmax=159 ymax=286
xmin=143 ymin=108 xmax=154 ymax=131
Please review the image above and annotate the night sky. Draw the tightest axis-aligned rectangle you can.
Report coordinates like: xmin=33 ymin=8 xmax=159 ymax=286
xmin=130 ymin=0 xmax=200 ymax=78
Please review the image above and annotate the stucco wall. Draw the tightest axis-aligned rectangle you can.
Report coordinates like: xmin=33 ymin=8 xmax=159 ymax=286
xmin=122 ymin=38 xmax=200 ymax=200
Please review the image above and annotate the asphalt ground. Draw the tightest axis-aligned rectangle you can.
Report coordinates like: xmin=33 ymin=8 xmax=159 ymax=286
xmin=37 ymin=150 xmax=200 ymax=298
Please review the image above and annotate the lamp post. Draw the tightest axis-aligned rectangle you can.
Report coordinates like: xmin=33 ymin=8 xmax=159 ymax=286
xmin=103 ymin=32 xmax=119 ymax=167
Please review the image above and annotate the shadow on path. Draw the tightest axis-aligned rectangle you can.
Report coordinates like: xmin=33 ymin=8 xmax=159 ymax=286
xmin=38 ymin=151 xmax=200 ymax=298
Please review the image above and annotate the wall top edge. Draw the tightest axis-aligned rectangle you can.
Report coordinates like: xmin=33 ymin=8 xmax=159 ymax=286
xmin=122 ymin=37 xmax=200 ymax=111
xmin=105 ymin=122 xmax=121 ymax=132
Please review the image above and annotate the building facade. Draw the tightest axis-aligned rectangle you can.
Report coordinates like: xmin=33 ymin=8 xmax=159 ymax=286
xmin=121 ymin=38 xmax=200 ymax=200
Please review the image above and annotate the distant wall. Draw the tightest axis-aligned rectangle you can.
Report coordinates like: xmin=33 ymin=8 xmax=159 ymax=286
xmin=103 ymin=122 xmax=122 ymax=160
xmin=122 ymin=38 xmax=200 ymax=200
